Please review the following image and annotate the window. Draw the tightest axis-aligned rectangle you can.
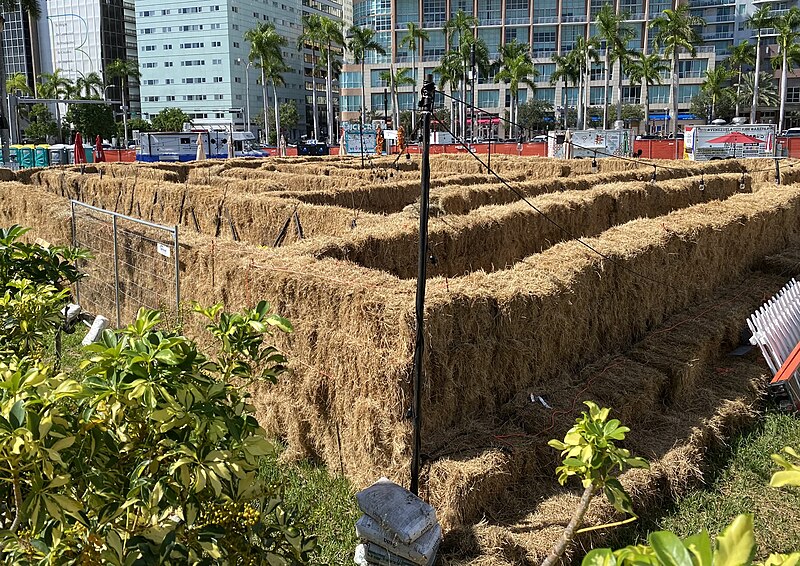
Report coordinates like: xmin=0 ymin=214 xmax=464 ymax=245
xmin=182 ymin=78 xmax=207 ymax=84
xmin=164 ymin=61 xmax=173 ymax=67
xmin=161 ymin=9 xmax=170 ymax=15
xmin=788 ymin=87 xmax=800 ymax=104
xmin=371 ymin=69 xmax=389 ymax=88
xmin=144 ymin=96 xmax=159 ymax=102
xmin=233 ymin=42 xmax=240 ymax=48
xmin=162 ymin=27 xmax=171 ymax=33
xmin=165 ymin=79 xmax=174 ymax=84
xmin=590 ymin=86 xmax=609 ymax=105
xmin=535 ymin=63 xmax=555 ymax=83
xmin=214 ymin=94 xmax=224 ymax=100
xmin=650 ymin=85 xmax=669 ymax=104
xmin=166 ymin=95 xmax=175 ymax=101
xmin=678 ymin=84 xmax=700 ymax=103
xmin=231 ymin=5 xmax=238 ymax=12
xmin=139 ymin=10 xmax=155 ymax=16
xmin=506 ymin=0 xmax=529 ymax=23
xmin=178 ymin=7 xmax=201 ymax=13
xmin=477 ymin=89 xmax=500 ymax=107
xmin=142 ymin=45 xmax=156 ymax=51
xmin=535 ymin=88 xmax=555 ymax=103
xmin=181 ymin=60 xmax=205 ymax=66
xmin=212 ymin=41 xmax=221 ymax=47
xmin=477 ymin=0 xmax=501 ymax=25
xmin=163 ymin=44 xmax=172 ymax=49
xmin=211 ymin=5 xmax=220 ymax=10
xmin=341 ymin=95 xmax=362 ymax=112
xmin=232 ymin=24 xmax=239 ymax=30
xmin=621 ymin=86 xmax=640 ymax=104
xmin=143 ymin=79 xmax=159 ymax=85
xmin=210 ymin=23 xmax=221 ymax=30
xmin=341 ymin=71 xmax=361 ymax=88
xmin=212 ymin=59 xmax=222 ymax=65
xmin=142 ymin=62 xmax=157 ymax=68
xmin=180 ymin=42 xmax=204 ymax=49
xmin=372 ymin=92 xmax=392 ymax=112
xmin=234 ymin=77 xmax=242 ymax=83
xmin=213 ymin=77 xmax=223 ymax=83
xmin=179 ymin=25 xmax=203 ymax=31
xmin=140 ymin=28 xmax=155 ymax=35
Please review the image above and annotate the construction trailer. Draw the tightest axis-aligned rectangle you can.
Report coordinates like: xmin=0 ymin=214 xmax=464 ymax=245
xmin=548 ymin=129 xmax=635 ymax=159
xmin=136 ymin=131 xmax=268 ymax=162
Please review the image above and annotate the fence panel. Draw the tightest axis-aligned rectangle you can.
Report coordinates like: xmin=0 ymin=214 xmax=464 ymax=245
xmin=71 ymin=200 xmax=180 ymax=327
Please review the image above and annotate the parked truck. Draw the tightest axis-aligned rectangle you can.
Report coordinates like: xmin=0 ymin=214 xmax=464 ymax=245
xmin=548 ymin=129 xmax=635 ymax=159
xmin=683 ymin=124 xmax=776 ymax=161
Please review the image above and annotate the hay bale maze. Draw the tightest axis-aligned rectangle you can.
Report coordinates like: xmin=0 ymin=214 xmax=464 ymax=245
xmin=6 ymin=155 xmax=800 ymax=563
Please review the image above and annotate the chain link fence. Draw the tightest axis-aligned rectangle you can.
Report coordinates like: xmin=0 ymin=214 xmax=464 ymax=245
xmin=71 ymin=200 xmax=180 ymax=327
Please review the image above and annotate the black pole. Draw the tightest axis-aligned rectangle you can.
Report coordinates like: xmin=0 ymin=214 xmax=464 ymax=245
xmin=410 ymin=75 xmax=434 ymax=496
xmin=384 ymin=88 xmax=388 ymax=124
xmin=470 ymin=43 xmax=476 ymax=144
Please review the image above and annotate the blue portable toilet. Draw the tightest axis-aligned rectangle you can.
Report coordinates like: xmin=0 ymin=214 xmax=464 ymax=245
xmin=83 ymin=145 xmax=94 ymax=163
xmin=8 ymin=145 xmax=20 ymax=166
xmin=34 ymin=145 xmax=49 ymax=167
xmin=18 ymin=146 xmax=35 ymax=169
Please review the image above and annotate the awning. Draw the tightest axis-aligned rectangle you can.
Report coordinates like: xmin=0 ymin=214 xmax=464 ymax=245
xmin=466 ymin=117 xmax=500 ymax=125
xmin=648 ymin=113 xmax=699 ymax=121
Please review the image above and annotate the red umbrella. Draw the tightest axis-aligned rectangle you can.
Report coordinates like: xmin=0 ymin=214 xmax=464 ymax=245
xmin=94 ymin=135 xmax=105 ymax=162
xmin=73 ymin=132 xmax=87 ymax=164
xmin=706 ymin=132 xmax=764 ymax=144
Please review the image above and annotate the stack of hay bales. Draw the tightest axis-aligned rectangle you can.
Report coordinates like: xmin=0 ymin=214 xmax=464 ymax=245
xmin=354 ymin=478 xmax=441 ymax=566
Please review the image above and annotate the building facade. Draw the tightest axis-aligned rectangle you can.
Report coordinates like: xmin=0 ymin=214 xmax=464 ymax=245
xmin=341 ymin=0 xmax=800 ymax=136
xmin=135 ymin=0 xmax=347 ymax=141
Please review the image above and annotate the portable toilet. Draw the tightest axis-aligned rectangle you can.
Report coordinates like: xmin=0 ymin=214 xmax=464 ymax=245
xmin=34 ymin=145 xmax=49 ymax=167
xmin=48 ymin=144 xmax=66 ymax=166
xmin=83 ymin=145 xmax=94 ymax=164
xmin=18 ymin=145 xmax=35 ymax=169
xmin=8 ymin=145 xmax=21 ymax=166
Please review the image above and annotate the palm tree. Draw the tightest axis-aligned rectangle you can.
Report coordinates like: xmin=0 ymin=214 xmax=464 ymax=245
xmin=317 ymin=16 xmax=344 ymax=144
xmin=246 ymin=22 xmax=287 ymax=145
xmin=347 ymin=26 xmax=387 ymax=126
xmin=105 ymin=59 xmax=141 ymax=147
xmin=773 ymin=7 xmax=800 ymax=132
xmin=727 ymin=42 xmax=755 ymax=118
xmin=746 ymin=5 xmax=775 ymax=124
xmin=379 ymin=67 xmax=415 ymax=130
xmin=75 ymin=71 xmax=104 ymax=99
xmin=738 ymin=71 xmax=780 ymax=108
xmin=6 ymin=72 xmax=31 ymax=97
xmin=574 ymin=36 xmax=601 ymax=129
xmin=700 ymin=66 xmax=733 ymax=121
xmin=435 ymin=50 xmax=463 ymax=131
xmin=626 ymin=53 xmax=669 ymax=133
xmin=0 ymin=0 xmax=39 ymax=160
xmin=596 ymin=4 xmax=635 ymax=127
xmin=444 ymin=10 xmax=479 ymax=139
xmin=551 ymin=52 xmax=581 ymax=128
xmin=39 ymin=70 xmax=73 ymax=143
xmin=495 ymin=41 xmax=537 ymax=138
xmin=265 ymin=58 xmax=289 ymax=144
xmin=649 ymin=5 xmax=705 ymax=150
xmin=297 ymin=15 xmax=322 ymax=141
xmin=399 ymin=22 xmax=430 ymax=132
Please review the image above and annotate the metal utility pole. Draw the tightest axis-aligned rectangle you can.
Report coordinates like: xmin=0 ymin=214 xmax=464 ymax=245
xmin=470 ymin=43 xmax=476 ymax=143
xmin=410 ymin=75 xmax=434 ymax=496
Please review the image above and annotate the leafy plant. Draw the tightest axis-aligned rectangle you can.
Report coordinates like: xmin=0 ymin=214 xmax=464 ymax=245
xmin=770 ymin=447 xmax=800 ymax=489
xmin=541 ymin=401 xmax=649 ymax=566
xmin=0 ymin=302 xmax=316 ymax=564
xmin=0 ymin=225 xmax=88 ymax=290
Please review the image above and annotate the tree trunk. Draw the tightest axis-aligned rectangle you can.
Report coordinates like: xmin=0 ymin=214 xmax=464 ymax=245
xmin=583 ymin=57 xmax=591 ymax=129
xmin=671 ymin=52 xmax=678 ymax=158
xmin=577 ymin=72 xmax=584 ymax=130
xmin=361 ymin=60 xmax=366 ymax=126
xmin=0 ymin=16 xmax=10 ymax=164
xmin=262 ymin=68 xmax=270 ymax=145
xmin=751 ymin=35 xmax=761 ymax=124
xmin=272 ymin=78 xmax=281 ymax=146
xmin=326 ymin=39 xmax=334 ymax=145
xmin=735 ymin=67 xmax=742 ymax=117
xmin=540 ymin=484 xmax=596 ymax=566
xmin=603 ymin=51 xmax=610 ymax=128
xmin=311 ymin=50 xmax=319 ymax=140
xmin=411 ymin=46 xmax=417 ymax=134
xmin=642 ymin=81 xmax=650 ymax=133
xmin=779 ymin=51 xmax=788 ymax=133
xmin=615 ymin=59 xmax=623 ymax=123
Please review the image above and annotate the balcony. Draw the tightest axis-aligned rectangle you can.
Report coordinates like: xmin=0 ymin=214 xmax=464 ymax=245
xmin=561 ymin=14 xmax=588 ymax=22
xmin=701 ymin=31 xmax=733 ymax=40
xmin=627 ymin=12 xmax=646 ymax=19
xmin=532 ymin=48 xmax=557 ymax=58
xmin=711 ymin=13 xmax=736 ymax=22
xmin=688 ymin=0 xmax=735 ymax=7
xmin=696 ymin=45 xmax=716 ymax=52
xmin=480 ymin=18 xmax=502 ymax=25
xmin=533 ymin=16 xmax=558 ymax=23
xmin=678 ymin=70 xmax=705 ymax=78
xmin=505 ymin=16 xmax=531 ymax=24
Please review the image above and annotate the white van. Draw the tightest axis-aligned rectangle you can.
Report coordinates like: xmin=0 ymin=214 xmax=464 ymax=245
xmin=783 ymin=128 xmax=800 ymax=137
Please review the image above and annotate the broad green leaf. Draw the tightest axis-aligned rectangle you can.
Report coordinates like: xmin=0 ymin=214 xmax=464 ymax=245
xmin=9 ymin=399 xmax=25 ymax=429
xmin=266 ymin=314 xmax=293 ymax=333
xmin=769 ymin=470 xmax=800 ymax=488
xmin=583 ymin=548 xmax=617 ymax=566
xmin=650 ymin=531 xmax=694 ymax=566
xmin=714 ymin=514 xmax=755 ymax=566
xmin=685 ymin=530 xmax=713 ymax=566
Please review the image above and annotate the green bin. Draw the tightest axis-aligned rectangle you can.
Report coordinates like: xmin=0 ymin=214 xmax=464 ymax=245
xmin=34 ymin=146 xmax=49 ymax=167
xmin=83 ymin=145 xmax=94 ymax=164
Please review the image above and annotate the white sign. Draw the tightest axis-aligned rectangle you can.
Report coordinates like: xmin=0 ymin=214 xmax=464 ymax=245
xmin=156 ymin=243 xmax=171 ymax=258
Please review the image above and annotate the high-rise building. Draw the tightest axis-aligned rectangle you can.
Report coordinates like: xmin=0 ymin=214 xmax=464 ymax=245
xmin=135 ymin=0 xmax=347 ymax=141
xmin=341 ymin=0 xmax=723 ymax=136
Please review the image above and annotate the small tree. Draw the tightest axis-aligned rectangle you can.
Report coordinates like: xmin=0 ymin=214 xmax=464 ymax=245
xmin=23 ymin=104 xmax=58 ymax=143
xmin=541 ymin=402 xmax=649 ymax=566
xmin=151 ymin=107 xmax=192 ymax=132
xmin=65 ymin=103 xmax=117 ymax=141
xmin=517 ymin=99 xmax=555 ymax=134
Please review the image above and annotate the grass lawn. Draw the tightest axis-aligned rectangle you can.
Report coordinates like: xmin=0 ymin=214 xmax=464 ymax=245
xmin=618 ymin=411 xmax=800 ymax=558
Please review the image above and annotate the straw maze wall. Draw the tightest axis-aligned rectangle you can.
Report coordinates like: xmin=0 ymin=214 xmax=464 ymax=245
xmin=6 ymin=156 xmax=800 ymax=542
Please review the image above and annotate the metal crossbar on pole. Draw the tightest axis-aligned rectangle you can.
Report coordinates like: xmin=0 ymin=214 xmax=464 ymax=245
xmin=71 ymin=199 xmax=180 ymax=327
